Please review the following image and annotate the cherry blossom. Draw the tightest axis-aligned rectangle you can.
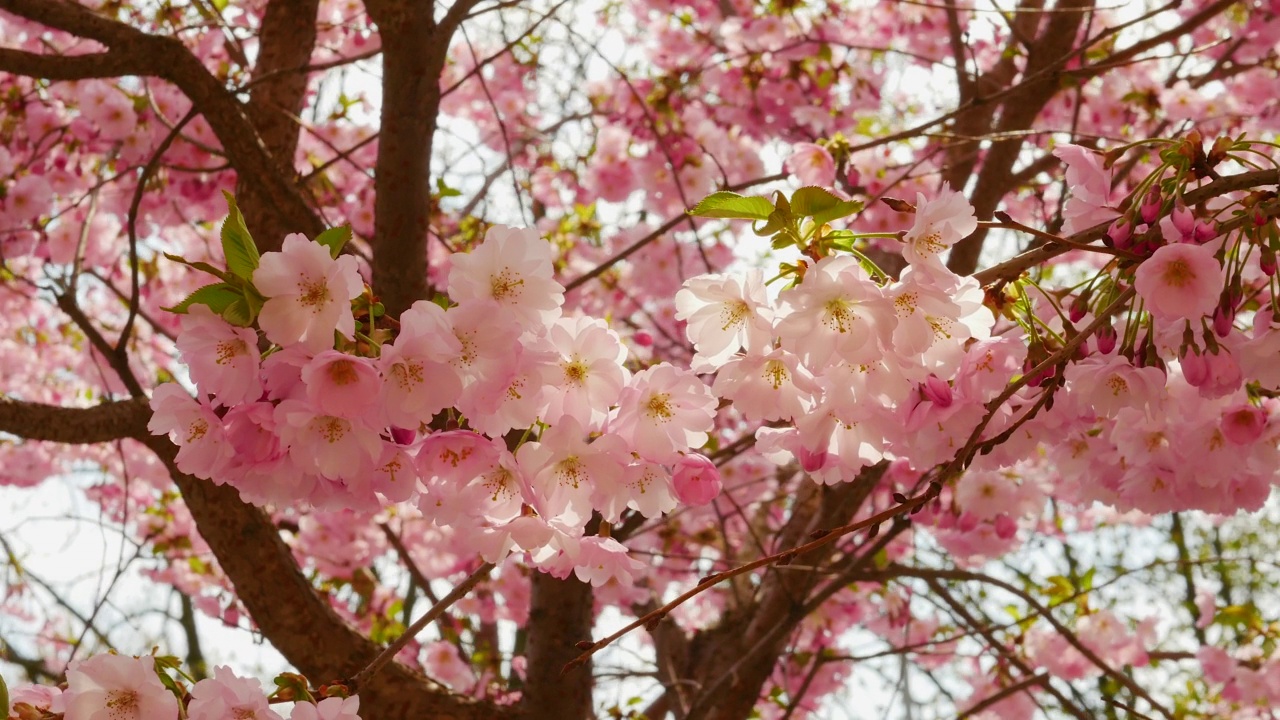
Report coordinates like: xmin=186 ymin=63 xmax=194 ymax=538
xmin=254 ymin=233 xmax=363 ymax=352
xmin=64 ymin=654 xmax=179 ymax=720
xmin=1134 ymin=241 xmax=1224 ymax=320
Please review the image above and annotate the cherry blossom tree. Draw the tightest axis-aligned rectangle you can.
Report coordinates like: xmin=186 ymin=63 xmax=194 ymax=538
xmin=2 ymin=1 xmax=1280 ymax=719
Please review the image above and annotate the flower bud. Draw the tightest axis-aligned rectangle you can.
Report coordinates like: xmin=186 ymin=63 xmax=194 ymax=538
xmin=672 ymin=453 xmax=722 ymax=506
xmin=1221 ymin=404 xmax=1267 ymax=445
xmin=1095 ymin=322 xmax=1117 ymax=355
xmin=1261 ymin=246 xmax=1277 ymax=277
xmin=1107 ymin=217 xmax=1133 ymax=250
xmin=1140 ymin=188 xmax=1162 ymax=224
xmin=921 ymin=375 xmax=953 ymax=408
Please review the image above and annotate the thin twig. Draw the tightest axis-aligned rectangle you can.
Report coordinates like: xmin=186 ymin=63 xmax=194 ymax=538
xmin=350 ymin=561 xmax=495 ymax=691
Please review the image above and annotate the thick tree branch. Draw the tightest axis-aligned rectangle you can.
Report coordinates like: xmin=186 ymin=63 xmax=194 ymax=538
xmin=0 ymin=0 xmax=324 ymax=240
xmin=0 ymin=397 xmax=510 ymax=719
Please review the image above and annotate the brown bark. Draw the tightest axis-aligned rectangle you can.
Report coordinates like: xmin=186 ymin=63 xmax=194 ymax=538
xmin=676 ymin=466 xmax=887 ymax=720
xmin=364 ymin=0 xmax=448 ymax=316
xmin=523 ymin=573 xmax=596 ymax=720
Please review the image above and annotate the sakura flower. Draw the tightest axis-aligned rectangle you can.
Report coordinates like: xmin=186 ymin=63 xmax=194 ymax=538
xmin=900 ymin=184 xmax=976 ymax=266
xmin=177 ymin=305 xmax=263 ymax=406
xmin=254 ymin=233 xmax=363 ymax=352
xmin=188 ymin=666 xmax=283 ymax=720
xmin=5 ymin=173 xmax=53 ymax=223
xmin=8 ymin=684 xmax=65 ymax=716
xmin=775 ymin=255 xmax=894 ymax=368
xmin=447 ymin=225 xmax=564 ymax=328
xmin=379 ymin=300 xmax=463 ymax=427
xmin=671 ymin=453 xmax=722 ymax=505
xmin=616 ymin=459 xmax=678 ymax=519
xmin=712 ymin=346 xmax=818 ymax=422
xmin=289 ymin=696 xmax=361 ymax=720
xmin=541 ymin=315 xmax=630 ymax=430
xmin=573 ymin=536 xmax=645 ymax=587
xmin=785 ymin=143 xmax=836 ymax=186
xmin=1221 ymin=404 xmax=1267 ymax=445
xmin=1134 ymin=242 xmax=1224 ymax=320
xmin=1063 ymin=355 xmax=1166 ymax=418
xmin=1054 ymin=145 xmax=1120 ymax=234
xmin=517 ymin=418 xmax=626 ymax=524
xmin=674 ymin=269 xmax=774 ymax=370
xmin=274 ymin=399 xmax=382 ymax=483
xmin=611 ymin=363 xmax=717 ymax=464
xmin=148 ymin=384 xmax=232 ymax=478
xmin=300 ymin=351 xmax=381 ymax=420
xmin=64 ymin=654 xmax=179 ymax=720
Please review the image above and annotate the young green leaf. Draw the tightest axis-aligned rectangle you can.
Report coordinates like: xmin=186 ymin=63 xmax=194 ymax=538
xmin=791 ymin=186 xmax=862 ymax=225
xmin=221 ymin=191 xmax=261 ymax=280
xmin=315 ymin=225 xmax=352 ymax=259
xmin=688 ymin=192 xmax=775 ymax=220
xmin=163 ymin=253 xmax=232 ymax=283
xmin=221 ymin=297 xmax=254 ymax=327
xmin=161 ymin=283 xmax=241 ymax=315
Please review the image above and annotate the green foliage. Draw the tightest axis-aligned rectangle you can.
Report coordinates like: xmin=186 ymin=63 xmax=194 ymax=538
xmin=688 ymin=191 xmax=775 ymax=220
xmin=220 ymin=191 xmax=261 ymax=281
xmin=315 ymin=225 xmax=352 ymax=259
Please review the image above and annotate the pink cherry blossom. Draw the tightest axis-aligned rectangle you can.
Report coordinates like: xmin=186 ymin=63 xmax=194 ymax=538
xmin=274 ymin=399 xmax=382 ymax=484
xmin=177 ymin=305 xmax=263 ymax=407
xmin=671 ymin=453 xmax=722 ymax=505
xmin=188 ymin=666 xmax=283 ymax=720
xmin=254 ymin=233 xmax=363 ymax=352
xmin=1133 ymin=241 xmax=1224 ymax=320
xmin=300 ymin=351 xmax=381 ymax=420
xmin=784 ymin=143 xmax=836 ymax=186
xmin=674 ymin=269 xmax=774 ymax=370
xmin=541 ymin=315 xmax=630 ymax=430
xmin=775 ymin=255 xmax=894 ymax=368
xmin=5 ymin=173 xmax=53 ymax=223
xmin=447 ymin=225 xmax=564 ymax=328
xmin=148 ymin=384 xmax=232 ymax=478
xmin=1054 ymin=145 xmax=1120 ymax=234
xmin=573 ymin=536 xmax=645 ymax=587
xmin=289 ymin=696 xmax=361 ymax=720
xmin=611 ymin=363 xmax=717 ymax=464
xmin=64 ymin=654 xmax=179 ymax=720
xmin=900 ymin=184 xmax=976 ymax=266
xmin=379 ymin=300 xmax=463 ymax=428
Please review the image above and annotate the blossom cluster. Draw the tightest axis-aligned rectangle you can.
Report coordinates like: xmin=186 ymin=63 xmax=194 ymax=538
xmin=149 ymin=225 xmax=721 ymax=587
xmin=5 ymin=654 xmax=358 ymax=720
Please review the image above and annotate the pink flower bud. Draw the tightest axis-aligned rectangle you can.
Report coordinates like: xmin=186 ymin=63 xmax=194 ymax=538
xmin=1213 ymin=302 xmax=1234 ymax=338
xmin=633 ymin=331 xmax=654 ymax=347
xmin=1095 ymin=323 xmax=1118 ymax=355
xmin=798 ymin=446 xmax=829 ymax=473
xmin=390 ymin=426 xmax=417 ymax=445
xmin=1181 ymin=350 xmax=1209 ymax=387
xmin=1170 ymin=205 xmax=1195 ymax=237
xmin=1140 ymin=188 xmax=1161 ymax=224
xmin=1221 ymin=404 xmax=1267 ymax=445
xmin=921 ymin=375 xmax=953 ymax=408
xmin=994 ymin=514 xmax=1018 ymax=539
xmin=1107 ymin=217 xmax=1133 ymax=250
xmin=672 ymin=453 xmax=722 ymax=506
xmin=1261 ymin=246 xmax=1277 ymax=277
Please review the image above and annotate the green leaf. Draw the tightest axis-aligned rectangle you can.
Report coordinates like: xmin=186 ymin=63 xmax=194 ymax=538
xmin=222 ymin=297 xmax=253 ymax=327
xmin=163 ymin=252 xmax=231 ymax=283
xmin=436 ymin=177 xmax=462 ymax=198
xmin=688 ymin=191 xmax=775 ymax=220
xmin=1 ymin=673 xmax=8 ymax=720
xmin=161 ymin=283 xmax=241 ymax=315
xmin=315 ymin=225 xmax=352 ymax=259
xmin=221 ymin=191 xmax=261 ymax=280
xmin=791 ymin=186 xmax=861 ymax=225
